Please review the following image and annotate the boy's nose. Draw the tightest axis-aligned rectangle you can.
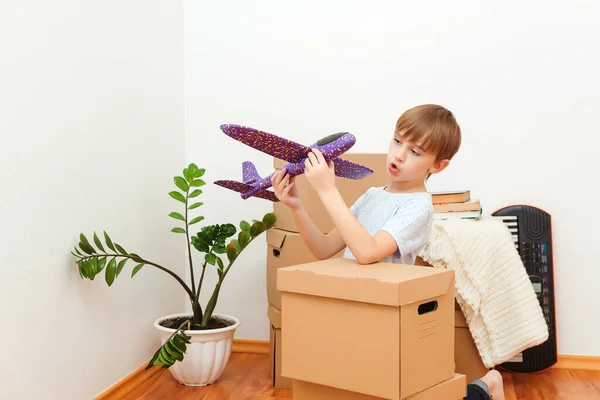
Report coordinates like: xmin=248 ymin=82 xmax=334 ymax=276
xmin=395 ymin=150 xmax=406 ymax=162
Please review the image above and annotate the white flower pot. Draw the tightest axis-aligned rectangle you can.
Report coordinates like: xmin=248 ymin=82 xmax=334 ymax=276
xmin=153 ymin=312 xmax=240 ymax=386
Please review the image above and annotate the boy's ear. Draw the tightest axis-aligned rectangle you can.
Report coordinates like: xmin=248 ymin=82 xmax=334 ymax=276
xmin=429 ymin=159 xmax=450 ymax=175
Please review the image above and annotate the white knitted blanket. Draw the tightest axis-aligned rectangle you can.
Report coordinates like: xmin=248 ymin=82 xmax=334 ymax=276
xmin=418 ymin=217 xmax=549 ymax=368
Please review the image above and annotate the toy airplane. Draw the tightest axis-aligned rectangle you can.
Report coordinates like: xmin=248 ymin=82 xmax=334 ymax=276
xmin=214 ymin=124 xmax=373 ymax=202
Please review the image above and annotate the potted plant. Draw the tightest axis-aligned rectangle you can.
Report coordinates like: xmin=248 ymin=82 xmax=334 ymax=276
xmin=70 ymin=163 xmax=275 ymax=386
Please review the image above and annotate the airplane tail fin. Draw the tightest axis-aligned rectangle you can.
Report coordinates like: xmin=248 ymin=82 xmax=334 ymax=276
xmin=214 ymin=180 xmax=279 ymax=202
xmin=242 ymin=161 xmax=261 ymax=185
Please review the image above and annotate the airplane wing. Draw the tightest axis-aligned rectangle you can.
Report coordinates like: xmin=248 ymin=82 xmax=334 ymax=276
xmin=332 ymin=157 xmax=374 ymax=180
xmin=214 ymin=180 xmax=280 ymax=202
xmin=220 ymin=124 xmax=310 ymax=163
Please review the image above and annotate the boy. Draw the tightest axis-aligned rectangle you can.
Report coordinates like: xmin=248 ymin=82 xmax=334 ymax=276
xmin=271 ymin=104 xmax=460 ymax=265
xmin=271 ymin=104 xmax=505 ymax=400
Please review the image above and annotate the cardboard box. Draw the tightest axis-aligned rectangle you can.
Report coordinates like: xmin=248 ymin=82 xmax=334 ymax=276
xmin=292 ymin=374 xmax=467 ymax=400
xmin=454 ymin=309 xmax=489 ymax=383
xmin=268 ymin=304 xmax=293 ymax=389
xmin=267 ymin=228 xmax=343 ymax=309
xmin=278 ymin=258 xmax=455 ymax=400
xmin=273 ymin=153 xmax=389 ymax=233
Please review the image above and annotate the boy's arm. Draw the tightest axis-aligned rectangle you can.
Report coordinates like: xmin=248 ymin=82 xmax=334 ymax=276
xmin=290 ymin=206 xmax=347 ymax=260
xmin=317 ymin=188 xmax=398 ymax=264
xmin=304 ymin=150 xmax=398 ymax=264
xmin=271 ymin=169 xmax=346 ymax=260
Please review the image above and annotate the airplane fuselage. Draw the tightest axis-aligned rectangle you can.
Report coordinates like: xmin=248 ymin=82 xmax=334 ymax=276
xmin=240 ymin=132 xmax=356 ymax=199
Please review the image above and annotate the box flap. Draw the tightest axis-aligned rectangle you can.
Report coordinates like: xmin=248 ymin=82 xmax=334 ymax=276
xmin=268 ymin=303 xmax=282 ymax=328
xmin=277 ymin=258 xmax=454 ymax=306
xmin=267 ymin=229 xmax=289 ymax=249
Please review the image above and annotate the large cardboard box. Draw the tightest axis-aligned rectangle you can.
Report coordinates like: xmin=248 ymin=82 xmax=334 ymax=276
xmin=273 ymin=153 xmax=389 ymax=233
xmin=268 ymin=304 xmax=293 ymax=388
xmin=278 ymin=258 xmax=455 ymax=400
xmin=454 ymin=309 xmax=489 ymax=383
xmin=267 ymin=228 xmax=343 ymax=309
xmin=293 ymin=374 xmax=467 ymax=400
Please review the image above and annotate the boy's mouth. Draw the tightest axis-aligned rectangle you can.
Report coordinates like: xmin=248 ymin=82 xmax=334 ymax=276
xmin=388 ymin=163 xmax=399 ymax=174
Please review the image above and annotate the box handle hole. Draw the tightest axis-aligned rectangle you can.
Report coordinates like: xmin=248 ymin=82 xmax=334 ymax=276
xmin=273 ymin=249 xmax=280 ymax=258
xmin=418 ymin=300 xmax=438 ymax=315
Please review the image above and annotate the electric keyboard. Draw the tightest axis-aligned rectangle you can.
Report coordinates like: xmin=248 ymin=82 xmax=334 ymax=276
xmin=492 ymin=205 xmax=557 ymax=372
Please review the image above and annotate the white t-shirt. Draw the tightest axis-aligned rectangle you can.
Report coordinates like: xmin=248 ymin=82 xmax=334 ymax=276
xmin=343 ymin=186 xmax=433 ymax=265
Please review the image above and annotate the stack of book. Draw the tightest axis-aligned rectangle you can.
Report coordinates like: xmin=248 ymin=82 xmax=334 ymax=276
xmin=431 ymin=190 xmax=482 ymax=221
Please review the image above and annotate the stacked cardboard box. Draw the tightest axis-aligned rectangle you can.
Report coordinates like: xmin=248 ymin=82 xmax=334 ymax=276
xmin=278 ymin=258 xmax=467 ymax=399
xmin=266 ymin=154 xmax=390 ymax=388
xmin=266 ymin=152 xmax=488 ymax=394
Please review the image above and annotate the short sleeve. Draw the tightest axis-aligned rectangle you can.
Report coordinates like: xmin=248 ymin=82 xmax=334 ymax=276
xmin=349 ymin=188 xmax=373 ymax=217
xmin=380 ymin=201 xmax=432 ymax=257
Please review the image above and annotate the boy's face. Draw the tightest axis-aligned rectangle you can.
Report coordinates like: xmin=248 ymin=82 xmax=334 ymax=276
xmin=386 ymin=130 xmax=449 ymax=184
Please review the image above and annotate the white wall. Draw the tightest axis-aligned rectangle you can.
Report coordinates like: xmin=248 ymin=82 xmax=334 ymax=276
xmin=185 ymin=0 xmax=600 ymax=356
xmin=0 ymin=1 xmax=184 ymax=399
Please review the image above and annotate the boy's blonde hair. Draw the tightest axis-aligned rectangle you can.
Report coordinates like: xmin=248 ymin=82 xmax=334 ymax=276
xmin=395 ymin=104 xmax=462 ymax=163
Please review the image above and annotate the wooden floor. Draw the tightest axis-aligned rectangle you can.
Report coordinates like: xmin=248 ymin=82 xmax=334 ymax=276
xmin=119 ymin=353 xmax=600 ymax=400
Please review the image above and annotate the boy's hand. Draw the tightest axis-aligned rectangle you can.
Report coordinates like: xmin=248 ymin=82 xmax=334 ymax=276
xmin=271 ymin=169 xmax=302 ymax=209
xmin=304 ymin=149 xmax=336 ymax=194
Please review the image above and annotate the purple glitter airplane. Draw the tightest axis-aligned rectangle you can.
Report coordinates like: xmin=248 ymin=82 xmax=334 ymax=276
xmin=214 ymin=124 xmax=373 ymax=202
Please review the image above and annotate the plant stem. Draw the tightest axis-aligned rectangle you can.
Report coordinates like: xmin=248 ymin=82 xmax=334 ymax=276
xmin=200 ymin=236 xmax=258 ymax=327
xmin=185 ymin=191 xmax=196 ymax=298
xmin=201 ymin=280 xmax=222 ymax=327
xmin=79 ymin=253 xmax=195 ymax=299
xmin=196 ymin=260 xmax=208 ymax=298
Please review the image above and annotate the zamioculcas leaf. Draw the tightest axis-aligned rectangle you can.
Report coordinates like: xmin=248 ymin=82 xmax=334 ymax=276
xmin=81 ymin=260 xmax=92 ymax=279
xmin=189 ymin=216 xmax=204 ymax=225
xmin=132 ymin=263 xmax=144 ymax=277
xmin=114 ymin=243 xmax=127 ymax=255
xmin=213 ymin=244 xmax=226 ymax=254
xmin=183 ymin=167 xmax=191 ymax=182
xmin=146 ymin=323 xmax=191 ymax=370
xmin=216 ymin=257 xmax=224 ymax=271
xmin=190 ymin=179 xmax=205 ymax=187
xmin=91 ymin=258 xmax=99 ymax=275
xmin=189 ymin=190 xmax=202 ymax=198
xmin=74 ymin=247 xmax=83 ymax=257
xmin=169 ymin=212 xmax=185 ymax=221
xmin=93 ymin=232 xmax=105 ymax=252
xmin=240 ymin=221 xmax=251 ymax=233
xmin=169 ymin=191 xmax=186 ymax=203
xmin=226 ymin=242 xmax=237 ymax=262
xmin=171 ymin=227 xmax=186 ymax=234
xmin=79 ymin=233 xmax=92 ymax=249
xmin=104 ymin=231 xmax=116 ymax=252
xmin=192 ymin=238 xmax=209 ymax=253
xmin=238 ymin=231 xmax=250 ymax=248
xmin=263 ymin=213 xmax=276 ymax=228
xmin=250 ymin=221 xmax=266 ymax=237
xmin=79 ymin=242 xmax=95 ymax=255
xmin=96 ymin=257 xmax=107 ymax=273
xmin=193 ymin=168 xmax=205 ymax=178
xmin=106 ymin=258 xmax=117 ymax=286
xmin=116 ymin=259 xmax=127 ymax=277
xmin=231 ymin=239 xmax=240 ymax=251
xmin=188 ymin=202 xmax=203 ymax=210
xmin=174 ymin=177 xmax=189 ymax=192
xmin=205 ymin=253 xmax=216 ymax=265
xmin=188 ymin=163 xmax=198 ymax=175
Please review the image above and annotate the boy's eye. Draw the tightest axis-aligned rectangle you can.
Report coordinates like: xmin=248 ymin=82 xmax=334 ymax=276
xmin=394 ymin=138 xmax=401 ymax=144
xmin=411 ymin=149 xmax=420 ymax=156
